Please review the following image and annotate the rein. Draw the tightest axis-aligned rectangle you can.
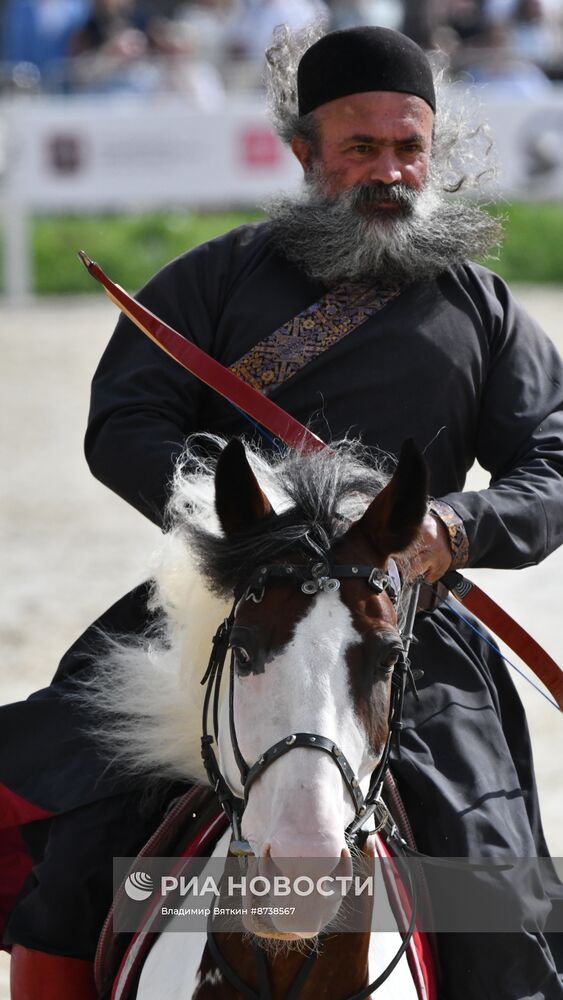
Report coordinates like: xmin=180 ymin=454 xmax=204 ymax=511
xmin=199 ymin=546 xmax=423 ymax=999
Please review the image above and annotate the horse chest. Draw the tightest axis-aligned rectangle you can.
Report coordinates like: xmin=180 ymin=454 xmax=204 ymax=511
xmin=137 ymin=926 xmax=418 ymax=1000
xmin=135 ymin=829 xmax=420 ymax=1000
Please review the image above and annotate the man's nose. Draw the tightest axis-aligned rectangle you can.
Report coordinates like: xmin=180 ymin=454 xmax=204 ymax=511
xmin=368 ymin=152 xmax=402 ymax=185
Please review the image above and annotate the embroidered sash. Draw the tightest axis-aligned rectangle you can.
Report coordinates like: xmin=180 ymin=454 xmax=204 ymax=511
xmin=229 ymin=282 xmax=400 ymax=395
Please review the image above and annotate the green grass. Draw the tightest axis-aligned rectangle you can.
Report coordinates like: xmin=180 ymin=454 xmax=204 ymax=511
xmin=483 ymin=203 xmax=563 ymax=285
xmin=28 ymin=203 xmax=563 ymax=295
xmin=32 ymin=210 xmax=263 ymax=295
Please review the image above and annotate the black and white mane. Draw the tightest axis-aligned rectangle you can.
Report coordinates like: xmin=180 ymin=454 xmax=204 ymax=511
xmin=171 ymin=435 xmax=393 ymax=597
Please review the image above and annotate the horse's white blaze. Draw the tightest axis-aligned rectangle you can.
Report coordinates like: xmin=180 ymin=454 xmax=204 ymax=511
xmin=219 ymin=591 xmax=373 ymax=861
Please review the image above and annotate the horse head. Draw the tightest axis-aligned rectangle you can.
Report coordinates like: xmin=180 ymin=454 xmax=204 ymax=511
xmin=206 ymin=437 xmax=428 ymax=938
xmin=85 ymin=434 xmax=428 ymax=946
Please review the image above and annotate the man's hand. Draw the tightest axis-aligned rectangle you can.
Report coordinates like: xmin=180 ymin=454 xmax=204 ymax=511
xmin=396 ymin=513 xmax=452 ymax=584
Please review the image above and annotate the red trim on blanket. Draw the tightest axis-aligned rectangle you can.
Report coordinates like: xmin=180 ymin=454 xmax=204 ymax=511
xmin=0 ymin=826 xmax=34 ymax=948
xmin=111 ymin=811 xmax=228 ymax=1000
xmin=0 ymin=783 xmax=54 ymax=829
xmin=374 ymin=833 xmax=438 ymax=1000
xmin=0 ymin=784 xmax=55 ymax=949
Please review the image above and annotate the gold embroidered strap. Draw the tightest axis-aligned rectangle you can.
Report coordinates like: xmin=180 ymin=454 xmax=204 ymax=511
xmin=430 ymin=500 xmax=470 ymax=569
xmin=229 ymin=282 xmax=400 ymax=396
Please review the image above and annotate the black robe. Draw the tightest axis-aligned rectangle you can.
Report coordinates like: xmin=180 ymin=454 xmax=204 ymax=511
xmin=3 ymin=223 xmax=563 ymax=998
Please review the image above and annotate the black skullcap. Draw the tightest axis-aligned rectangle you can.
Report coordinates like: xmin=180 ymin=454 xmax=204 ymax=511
xmin=297 ymin=27 xmax=436 ymax=116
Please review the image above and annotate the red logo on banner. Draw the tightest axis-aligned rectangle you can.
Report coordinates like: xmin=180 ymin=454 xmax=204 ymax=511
xmin=240 ymin=127 xmax=281 ymax=167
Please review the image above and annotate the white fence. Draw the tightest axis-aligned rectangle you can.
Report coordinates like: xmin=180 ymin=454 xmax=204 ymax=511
xmin=2 ymin=89 xmax=563 ymax=299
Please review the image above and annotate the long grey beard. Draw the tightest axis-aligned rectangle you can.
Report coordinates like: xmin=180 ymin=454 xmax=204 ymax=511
xmin=266 ymin=176 xmax=502 ymax=286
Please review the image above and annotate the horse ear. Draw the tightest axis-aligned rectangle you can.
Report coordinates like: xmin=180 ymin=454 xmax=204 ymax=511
xmin=215 ymin=438 xmax=273 ymax=536
xmin=357 ymin=439 xmax=428 ymax=556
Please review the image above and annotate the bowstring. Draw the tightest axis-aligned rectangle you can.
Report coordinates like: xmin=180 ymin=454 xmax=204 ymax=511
xmin=230 ymin=403 xmax=285 ymax=454
xmin=423 ymin=582 xmax=560 ymax=711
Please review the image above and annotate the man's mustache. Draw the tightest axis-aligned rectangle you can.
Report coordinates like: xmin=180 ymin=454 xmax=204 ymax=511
xmin=349 ymin=182 xmax=418 ymax=216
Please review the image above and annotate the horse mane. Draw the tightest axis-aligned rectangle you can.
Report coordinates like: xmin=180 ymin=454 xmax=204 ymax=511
xmin=76 ymin=435 xmax=398 ymax=785
xmin=169 ymin=434 xmax=392 ymax=597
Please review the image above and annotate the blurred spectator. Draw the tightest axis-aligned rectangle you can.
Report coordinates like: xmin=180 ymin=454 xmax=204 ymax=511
xmin=142 ymin=0 xmax=182 ymax=13
xmin=69 ymin=0 xmax=148 ymax=57
xmin=1 ymin=0 xmax=89 ymax=90
xmin=2 ymin=0 xmax=562 ymax=97
xmin=483 ymin=0 xmax=515 ymax=23
xmin=65 ymin=2 xmax=227 ymax=101
xmin=440 ymin=0 xmax=486 ymax=42
xmin=401 ymin=0 xmax=434 ymax=48
xmin=67 ymin=0 xmax=154 ymax=93
xmin=510 ymin=0 xmax=563 ymax=71
xmin=432 ymin=0 xmax=486 ymax=68
xmin=175 ymin=0 xmax=235 ymax=64
xmin=223 ymin=0 xmax=328 ymax=62
xmin=328 ymin=0 xmax=402 ymax=32
xmin=460 ymin=22 xmax=553 ymax=95
xmin=148 ymin=15 xmax=225 ymax=105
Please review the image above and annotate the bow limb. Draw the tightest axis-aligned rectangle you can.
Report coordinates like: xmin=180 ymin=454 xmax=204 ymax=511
xmin=77 ymin=250 xmax=325 ymax=455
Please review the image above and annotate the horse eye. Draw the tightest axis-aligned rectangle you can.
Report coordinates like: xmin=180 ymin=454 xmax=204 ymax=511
xmin=380 ymin=647 xmax=402 ymax=673
xmin=232 ymin=646 xmax=251 ymax=668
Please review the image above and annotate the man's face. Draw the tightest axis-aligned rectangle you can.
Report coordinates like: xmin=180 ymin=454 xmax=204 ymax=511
xmin=292 ymin=91 xmax=434 ymax=211
xmin=273 ymin=87 xmax=499 ymax=284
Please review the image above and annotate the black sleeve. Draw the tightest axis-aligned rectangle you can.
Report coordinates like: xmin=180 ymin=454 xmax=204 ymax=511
xmin=85 ymin=238 xmax=233 ymax=526
xmin=440 ymin=270 xmax=563 ymax=569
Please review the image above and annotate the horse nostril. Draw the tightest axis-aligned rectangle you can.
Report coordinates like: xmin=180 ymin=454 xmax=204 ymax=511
xmin=261 ymin=843 xmax=272 ymax=859
xmin=337 ymin=849 xmax=353 ymax=882
xmin=261 ymin=852 xmax=284 ymax=879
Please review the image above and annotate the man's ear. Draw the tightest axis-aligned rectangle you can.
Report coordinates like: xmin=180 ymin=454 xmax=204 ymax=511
xmin=291 ymin=135 xmax=314 ymax=175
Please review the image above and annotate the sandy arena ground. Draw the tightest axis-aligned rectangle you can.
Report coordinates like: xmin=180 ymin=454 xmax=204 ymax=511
xmin=0 ymin=287 xmax=562 ymax=994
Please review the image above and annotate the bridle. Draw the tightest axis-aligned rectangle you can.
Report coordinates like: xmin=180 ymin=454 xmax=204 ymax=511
xmin=199 ymin=545 xmax=422 ymax=999
xmin=200 ymin=553 xmax=419 ymax=843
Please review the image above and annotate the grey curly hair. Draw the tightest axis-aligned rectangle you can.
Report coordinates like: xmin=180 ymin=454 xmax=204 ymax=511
xmin=264 ymin=22 xmax=496 ymax=194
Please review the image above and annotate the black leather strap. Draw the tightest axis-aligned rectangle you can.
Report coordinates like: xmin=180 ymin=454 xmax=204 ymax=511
xmin=244 ymin=733 xmax=365 ymax=813
xmin=243 ymin=560 xmax=400 ymax=603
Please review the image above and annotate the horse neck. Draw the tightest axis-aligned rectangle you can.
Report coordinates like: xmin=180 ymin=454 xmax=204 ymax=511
xmin=198 ymin=931 xmax=371 ymax=1000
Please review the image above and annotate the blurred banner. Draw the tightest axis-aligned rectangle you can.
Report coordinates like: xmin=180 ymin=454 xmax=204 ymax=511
xmin=2 ymin=90 xmax=563 ymax=298
xmin=1 ymin=97 xmax=300 ymax=212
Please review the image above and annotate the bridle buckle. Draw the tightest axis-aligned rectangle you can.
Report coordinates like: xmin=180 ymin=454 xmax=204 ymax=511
xmin=301 ymin=575 xmax=340 ymax=595
xmin=368 ymin=568 xmax=389 ymax=594
xmin=301 ymin=560 xmax=340 ymax=595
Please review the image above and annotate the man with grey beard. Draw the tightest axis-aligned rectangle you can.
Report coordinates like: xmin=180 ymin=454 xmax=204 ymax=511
xmin=4 ymin=23 xmax=563 ymax=1000
xmin=267 ymin=137 xmax=499 ymax=289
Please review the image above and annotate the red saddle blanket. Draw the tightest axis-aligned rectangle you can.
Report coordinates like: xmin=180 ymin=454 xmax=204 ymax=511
xmin=98 ymin=785 xmax=438 ymax=1000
